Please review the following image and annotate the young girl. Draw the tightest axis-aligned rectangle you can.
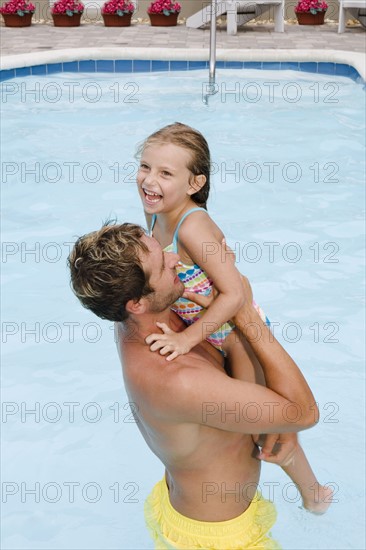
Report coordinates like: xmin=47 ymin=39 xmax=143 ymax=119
xmin=136 ymin=122 xmax=333 ymax=514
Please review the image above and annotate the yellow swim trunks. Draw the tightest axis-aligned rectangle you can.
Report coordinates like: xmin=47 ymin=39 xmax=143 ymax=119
xmin=144 ymin=478 xmax=281 ymax=550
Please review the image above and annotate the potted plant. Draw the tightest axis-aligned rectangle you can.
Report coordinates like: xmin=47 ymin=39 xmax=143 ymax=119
xmin=0 ymin=0 xmax=35 ymax=27
xmin=295 ymin=0 xmax=328 ymax=25
xmin=51 ymin=0 xmax=84 ymax=27
xmin=147 ymin=0 xmax=181 ymax=26
xmin=101 ymin=0 xmax=134 ymax=26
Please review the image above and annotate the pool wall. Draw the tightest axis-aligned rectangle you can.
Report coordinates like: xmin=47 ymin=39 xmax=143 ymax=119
xmin=1 ymin=48 xmax=365 ymax=82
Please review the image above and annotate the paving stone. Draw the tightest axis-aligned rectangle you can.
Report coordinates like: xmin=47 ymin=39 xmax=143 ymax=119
xmin=1 ymin=20 xmax=365 ymax=55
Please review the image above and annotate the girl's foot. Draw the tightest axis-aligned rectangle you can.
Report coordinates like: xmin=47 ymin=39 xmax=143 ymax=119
xmin=302 ymin=484 xmax=334 ymax=515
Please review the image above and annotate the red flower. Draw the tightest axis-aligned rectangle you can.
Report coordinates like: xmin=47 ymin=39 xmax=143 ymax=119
xmin=295 ymin=0 xmax=328 ymax=12
xmin=0 ymin=0 xmax=35 ymax=13
xmin=147 ymin=0 xmax=181 ymax=15
xmin=50 ymin=0 xmax=84 ymax=15
xmin=101 ymin=0 xmax=134 ymax=15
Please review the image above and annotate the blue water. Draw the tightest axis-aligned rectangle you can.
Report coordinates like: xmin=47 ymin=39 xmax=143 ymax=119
xmin=1 ymin=69 xmax=365 ymax=549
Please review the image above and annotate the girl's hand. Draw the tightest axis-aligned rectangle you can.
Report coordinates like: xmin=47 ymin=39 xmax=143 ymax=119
xmin=145 ymin=322 xmax=192 ymax=362
xmin=252 ymin=433 xmax=298 ymax=467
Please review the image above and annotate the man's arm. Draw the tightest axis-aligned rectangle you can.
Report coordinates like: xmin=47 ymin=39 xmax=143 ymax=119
xmin=232 ymin=276 xmax=319 ymax=427
xmin=168 ymin=359 xmax=317 ymax=435
xmin=162 ymin=276 xmax=318 ymax=435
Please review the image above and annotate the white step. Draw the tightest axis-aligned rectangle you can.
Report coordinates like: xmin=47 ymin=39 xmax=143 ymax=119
xmin=338 ymin=0 xmax=366 ymax=32
xmin=186 ymin=0 xmax=284 ymax=34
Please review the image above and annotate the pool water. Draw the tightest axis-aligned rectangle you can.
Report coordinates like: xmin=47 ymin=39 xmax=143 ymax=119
xmin=1 ymin=69 xmax=365 ymax=549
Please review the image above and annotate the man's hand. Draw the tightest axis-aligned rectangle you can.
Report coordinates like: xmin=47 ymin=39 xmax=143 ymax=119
xmin=252 ymin=433 xmax=298 ymax=467
xmin=145 ymin=322 xmax=192 ymax=362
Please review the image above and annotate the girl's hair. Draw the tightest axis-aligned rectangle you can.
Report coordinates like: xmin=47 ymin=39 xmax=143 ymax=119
xmin=136 ymin=122 xmax=211 ymax=209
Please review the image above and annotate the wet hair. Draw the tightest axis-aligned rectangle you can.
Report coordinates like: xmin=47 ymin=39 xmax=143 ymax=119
xmin=136 ymin=122 xmax=211 ymax=208
xmin=68 ymin=222 xmax=153 ymax=322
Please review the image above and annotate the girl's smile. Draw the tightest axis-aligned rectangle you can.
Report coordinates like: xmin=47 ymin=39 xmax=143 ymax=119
xmin=143 ymin=188 xmax=163 ymax=206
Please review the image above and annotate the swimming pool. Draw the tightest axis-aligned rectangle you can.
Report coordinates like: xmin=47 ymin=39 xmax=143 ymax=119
xmin=1 ymin=68 xmax=365 ymax=549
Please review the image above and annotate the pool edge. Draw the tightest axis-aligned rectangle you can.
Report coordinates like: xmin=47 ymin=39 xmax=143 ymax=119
xmin=1 ymin=47 xmax=365 ymax=81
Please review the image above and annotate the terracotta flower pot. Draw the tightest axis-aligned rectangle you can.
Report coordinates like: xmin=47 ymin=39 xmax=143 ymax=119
xmin=295 ymin=11 xmax=326 ymax=25
xmin=102 ymin=12 xmax=132 ymax=26
xmin=148 ymin=12 xmax=178 ymax=26
xmin=1 ymin=12 xmax=33 ymax=27
xmin=52 ymin=13 xmax=82 ymax=26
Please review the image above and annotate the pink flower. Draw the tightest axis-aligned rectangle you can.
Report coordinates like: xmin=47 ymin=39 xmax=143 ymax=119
xmin=295 ymin=0 xmax=328 ymax=12
xmin=147 ymin=0 xmax=181 ymax=15
xmin=0 ymin=0 xmax=35 ymax=13
xmin=50 ymin=0 xmax=84 ymax=15
xmin=101 ymin=0 xmax=134 ymax=15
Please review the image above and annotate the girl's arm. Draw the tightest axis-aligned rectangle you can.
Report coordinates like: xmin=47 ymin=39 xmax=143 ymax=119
xmin=147 ymin=211 xmax=244 ymax=360
xmin=179 ymin=211 xmax=244 ymax=336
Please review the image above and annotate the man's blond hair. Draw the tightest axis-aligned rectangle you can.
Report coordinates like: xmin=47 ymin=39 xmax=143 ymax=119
xmin=68 ymin=222 xmax=153 ymax=322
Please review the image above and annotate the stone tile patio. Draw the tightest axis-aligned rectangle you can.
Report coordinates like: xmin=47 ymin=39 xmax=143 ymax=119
xmin=1 ymin=18 xmax=365 ymax=56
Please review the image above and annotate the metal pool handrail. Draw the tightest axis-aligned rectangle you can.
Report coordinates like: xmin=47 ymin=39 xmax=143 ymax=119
xmin=203 ymin=0 xmax=219 ymax=105
xmin=209 ymin=0 xmax=217 ymax=83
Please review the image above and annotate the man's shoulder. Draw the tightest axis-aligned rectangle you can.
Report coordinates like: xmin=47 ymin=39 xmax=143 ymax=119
xmin=127 ymin=346 xmax=222 ymax=416
xmin=142 ymin=346 xmax=218 ymax=395
xmin=150 ymin=348 xmax=228 ymax=420
xmin=116 ymin=321 xmax=227 ymax=421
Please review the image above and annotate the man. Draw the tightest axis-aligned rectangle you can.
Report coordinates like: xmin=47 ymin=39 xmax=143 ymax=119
xmin=68 ymin=222 xmax=318 ymax=549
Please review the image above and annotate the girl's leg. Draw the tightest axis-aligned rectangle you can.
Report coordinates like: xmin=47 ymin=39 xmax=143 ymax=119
xmin=222 ymin=329 xmax=333 ymax=514
xmin=222 ymin=328 xmax=265 ymax=385
xmin=282 ymin=444 xmax=333 ymax=514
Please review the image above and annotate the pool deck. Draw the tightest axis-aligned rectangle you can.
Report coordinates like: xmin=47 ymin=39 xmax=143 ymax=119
xmin=1 ymin=18 xmax=365 ymax=77
xmin=1 ymin=17 xmax=365 ymax=55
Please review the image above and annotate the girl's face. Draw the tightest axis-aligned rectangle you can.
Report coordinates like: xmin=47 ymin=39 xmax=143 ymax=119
xmin=137 ymin=142 xmax=195 ymax=214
